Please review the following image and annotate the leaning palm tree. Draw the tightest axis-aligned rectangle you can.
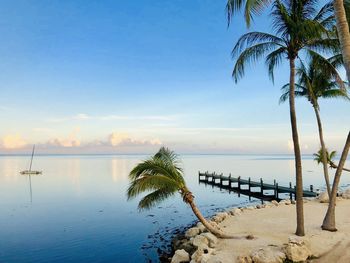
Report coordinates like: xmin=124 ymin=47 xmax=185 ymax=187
xmin=314 ymin=148 xmax=350 ymax=172
xmin=127 ymin=147 xmax=240 ymax=239
xmin=227 ymin=0 xmax=350 ymax=88
xmin=230 ymin=0 xmax=337 ymax=236
xmin=279 ymin=54 xmax=349 ymax=196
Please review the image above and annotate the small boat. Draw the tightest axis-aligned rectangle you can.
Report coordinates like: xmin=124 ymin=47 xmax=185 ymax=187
xmin=20 ymin=145 xmax=42 ymax=175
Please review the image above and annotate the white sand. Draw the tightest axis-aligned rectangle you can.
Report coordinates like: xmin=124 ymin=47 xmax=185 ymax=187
xmin=214 ymin=199 xmax=350 ymax=262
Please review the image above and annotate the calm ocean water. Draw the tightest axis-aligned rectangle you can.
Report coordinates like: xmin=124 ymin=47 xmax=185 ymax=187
xmin=0 ymin=154 xmax=349 ymax=262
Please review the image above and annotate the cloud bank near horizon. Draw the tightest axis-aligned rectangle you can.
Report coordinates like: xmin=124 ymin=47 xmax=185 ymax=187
xmin=1 ymin=128 xmax=349 ymax=155
xmin=0 ymin=131 xmax=163 ymax=154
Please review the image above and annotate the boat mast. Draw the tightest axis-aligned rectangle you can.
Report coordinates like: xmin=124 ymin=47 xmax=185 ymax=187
xmin=29 ymin=145 xmax=35 ymax=171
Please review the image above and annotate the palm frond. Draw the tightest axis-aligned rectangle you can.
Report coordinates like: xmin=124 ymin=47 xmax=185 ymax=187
xmin=232 ymin=42 xmax=281 ymax=82
xmin=129 ymin=156 xmax=184 ymax=183
xmin=232 ymin=32 xmax=284 ymax=58
xmin=226 ymin=0 xmax=271 ymax=27
xmin=320 ymin=89 xmax=349 ymax=99
xmin=265 ymin=46 xmax=287 ymax=82
xmin=127 ymin=174 xmax=179 ymax=200
xmin=137 ymin=189 xmax=176 ymax=211
xmin=154 ymin=146 xmax=183 ymax=173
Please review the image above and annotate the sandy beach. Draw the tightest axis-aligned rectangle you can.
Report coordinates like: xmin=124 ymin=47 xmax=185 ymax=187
xmin=173 ymin=198 xmax=350 ymax=263
xmin=218 ymin=199 xmax=350 ymax=262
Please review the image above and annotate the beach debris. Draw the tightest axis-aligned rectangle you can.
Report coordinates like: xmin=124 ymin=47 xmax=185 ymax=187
xmin=250 ymin=246 xmax=286 ymax=263
xmin=171 ymin=249 xmax=190 ymax=263
xmin=284 ymin=236 xmax=312 ymax=262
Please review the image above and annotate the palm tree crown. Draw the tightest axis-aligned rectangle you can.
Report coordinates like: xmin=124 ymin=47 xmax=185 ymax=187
xmin=127 ymin=147 xmax=187 ymax=211
xmin=232 ymin=0 xmax=337 ymax=83
xmin=279 ymin=55 xmax=349 ymax=107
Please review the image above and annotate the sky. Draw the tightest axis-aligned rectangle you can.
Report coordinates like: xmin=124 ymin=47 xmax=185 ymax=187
xmin=0 ymin=0 xmax=349 ymax=155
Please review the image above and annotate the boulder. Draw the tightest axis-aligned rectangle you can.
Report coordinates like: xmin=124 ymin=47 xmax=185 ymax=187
xmin=212 ymin=212 xmax=228 ymax=223
xmin=191 ymin=248 xmax=215 ymax=263
xmin=279 ymin=199 xmax=291 ymax=205
xmin=200 ymin=232 xmax=218 ymax=248
xmin=177 ymin=240 xmax=196 ymax=255
xmin=191 ymin=249 xmax=203 ymax=263
xmin=196 ymin=222 xmax=207 ymax=233
xmin=245 ymin=206 xmax=256 ymax=210
xmin=317 ymin=191 xmax=329 ymax=203
xmin=250 ymin=246 xmax=286 ymax=263
xmin=284 ymin=236 xmax=312 ymax=262
xmin=185 ymin=227 xmax=201 ymax=238
xmin=192 ymin=235 xmax=209 ymax=249
xmin=271 ymin=200 xmax=279 ymax=206
xmin=171 ymin=249 xmax=190 ymax=263
xmin=342 ymin=188 xmax=350 ymax=199
xmin=229 ymin=208 xmax=242 ymax=216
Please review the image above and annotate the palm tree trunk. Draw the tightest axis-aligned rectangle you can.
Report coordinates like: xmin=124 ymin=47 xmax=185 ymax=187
xmin=322 ymin=132 xmax=350 ymax=231
xmin=313 ymin=106 xmax=331 ymax=196
xmin=188 ymin=200 xmax=240 ymax=239
xmin=334 ymin=0 xmax=350 ymax=82
xmin=289 ymin=58 xmax=305 ymax=236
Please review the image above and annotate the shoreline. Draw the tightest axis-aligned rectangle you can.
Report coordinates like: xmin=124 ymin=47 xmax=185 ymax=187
xmin=170 ymin=190 xmax=350 ymax=263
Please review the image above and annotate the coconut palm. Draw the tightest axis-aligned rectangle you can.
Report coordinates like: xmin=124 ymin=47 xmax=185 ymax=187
xmin=279 ymin=55 xmax=349 ymax=196
xmin=226 ymin=0 xmax=350 ymax=85
xmin=127 ymin=147 xmax=238 ymax=239
xmin=230 ymin=0 xmax=337 ymax=236
xmin=314 ymin=148 xmax=350 ymax=172
xmin=322 ymin=132 xmax=350 ymax=231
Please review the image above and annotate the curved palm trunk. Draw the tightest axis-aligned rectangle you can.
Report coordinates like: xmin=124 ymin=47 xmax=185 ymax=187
xmin=289 ymin=58 xmax=305 ymax=236
xmin=322 ymin=132 xmax=350 ymax=231
xmin=188 ymin=200 xmax=237 ymax=239
xmin=313 ymin=107 xmax=331 ymax=196
xmin=334 ymin=0 xmax=350 ymax=82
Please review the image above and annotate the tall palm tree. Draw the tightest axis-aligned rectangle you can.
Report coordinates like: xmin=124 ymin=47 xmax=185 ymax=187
xmin=314 ymin=148 xmax=350 ymax=172
xmin=279 ymin=55 xmax=349 ymax=196
xmin=322 ymin=132 xmax=350 ymax=231
xmin=127 ymin=147 xmax=239 ymax=239
xmin=226 ymin=0 xmax=350 ymax=85
xmin=230 ymin=0 xmax=337 ymax=236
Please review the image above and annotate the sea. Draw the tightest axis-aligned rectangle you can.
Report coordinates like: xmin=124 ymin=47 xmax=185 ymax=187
xmin=0 ymin=154 xmax=349 ymax=262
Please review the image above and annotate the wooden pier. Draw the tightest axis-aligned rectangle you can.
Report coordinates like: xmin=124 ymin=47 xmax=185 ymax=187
xmin=198 ymin=171 xmax=317 ymax=201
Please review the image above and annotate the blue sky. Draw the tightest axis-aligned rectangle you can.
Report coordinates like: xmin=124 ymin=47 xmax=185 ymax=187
xmin=0 ymin=0 xmax=349 ymax=154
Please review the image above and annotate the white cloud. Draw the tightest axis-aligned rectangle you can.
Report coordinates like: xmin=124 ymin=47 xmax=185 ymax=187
xmin=46 ymin=128 xmax=81 ymax=147
xmin=1 ymin=134 xmax=27 ymax=149
xmin=107 ymin=132 xmax=162 ymax=147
